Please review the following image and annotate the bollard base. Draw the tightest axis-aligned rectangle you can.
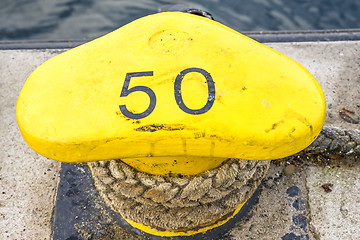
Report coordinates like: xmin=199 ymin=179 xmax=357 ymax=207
xmin=122 ymin=201 xmax=246 ymax=237
xmin=88 ymin=159 xmax=270 ymax=237
xmin=125 ymin=186 xmax=262 ymax=239
xmin=52 ymin=162 xmax=265 ymax=240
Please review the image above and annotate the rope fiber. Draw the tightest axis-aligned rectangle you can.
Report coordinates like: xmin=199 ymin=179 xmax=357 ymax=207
xmin=88 ymin=126 xmax=359 ymax=232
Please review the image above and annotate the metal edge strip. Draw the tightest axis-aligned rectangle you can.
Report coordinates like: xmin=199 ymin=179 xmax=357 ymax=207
xmin=1 ymin=30 xmax=360 ymax=50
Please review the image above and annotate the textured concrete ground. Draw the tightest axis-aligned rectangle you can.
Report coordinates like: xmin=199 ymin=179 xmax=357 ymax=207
xmin=0 ymin=40 xmax=359 ymax=239
xmin=0 ymin=50 xmax=63 ymax=239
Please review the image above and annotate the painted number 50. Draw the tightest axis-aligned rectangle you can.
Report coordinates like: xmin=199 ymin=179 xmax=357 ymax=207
xmin=119 ymin=68 xmax=216 ymax=119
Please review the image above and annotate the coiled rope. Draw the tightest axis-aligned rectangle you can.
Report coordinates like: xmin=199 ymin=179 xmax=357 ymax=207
xmin=89 ymin=159 xmax=269 ymax=231
xmin=88 ymin=126 xmax=359 ymax=232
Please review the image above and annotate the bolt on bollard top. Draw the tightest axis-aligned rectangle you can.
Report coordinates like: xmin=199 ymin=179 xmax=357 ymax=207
xmin=16 ymin=12 xmax=325 ymax=237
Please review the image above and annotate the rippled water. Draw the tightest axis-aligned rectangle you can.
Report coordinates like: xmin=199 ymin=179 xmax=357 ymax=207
xmin=0 ymin=0 xmax=359 ymax=41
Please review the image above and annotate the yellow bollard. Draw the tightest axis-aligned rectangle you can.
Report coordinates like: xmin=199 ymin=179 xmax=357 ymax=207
xmin=16 ymin=12 xmax=325 ymax=237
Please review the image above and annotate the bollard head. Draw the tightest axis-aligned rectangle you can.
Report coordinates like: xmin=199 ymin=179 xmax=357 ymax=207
xmin=16 ymin=12 xmax=325 ymax=175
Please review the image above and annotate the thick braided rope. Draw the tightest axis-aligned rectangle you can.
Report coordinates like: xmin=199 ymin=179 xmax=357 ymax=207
xmin=88 ymin=159 xmax=270 ymax=231
xmin=305 ymin=126 xmax=360 ymax=156
xmin=88 ymin=126 xmax=359 ymax=232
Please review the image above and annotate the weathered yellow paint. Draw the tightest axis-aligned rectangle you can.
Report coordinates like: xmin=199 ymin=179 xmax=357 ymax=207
xmin=121 ymin=156 xmax=228 ymax=175
xmin=16 ymin=12 xmax=326 ymax=175
xmin=123 ymin=201 xmax=246 ymax=237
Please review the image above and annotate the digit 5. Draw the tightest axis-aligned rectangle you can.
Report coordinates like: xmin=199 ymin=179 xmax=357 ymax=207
xmin=119 ymin=71 xmax=156 ymax=119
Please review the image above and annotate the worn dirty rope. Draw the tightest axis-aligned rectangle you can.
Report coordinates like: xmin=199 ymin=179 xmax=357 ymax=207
xmin=304 ymin=126 xmax=360 ymax=156
xmin=88 ymin=159 xmax=270 ymax=231
xmin=88 ymin=126 xmax=359 ymax=232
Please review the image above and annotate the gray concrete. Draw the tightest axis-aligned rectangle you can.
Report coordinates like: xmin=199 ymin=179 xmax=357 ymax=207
xmin=226 ymin=156 xmax=360 ymax=240
xmin=227 ymin=164 xmax=311 ymax=240
xmin=0 ymin=41 xmax=359 ymax=239
xmin=0 ymin=50 xmax=62 ymax=239
xmin=307 ymin=160 xmax=360 ymax=240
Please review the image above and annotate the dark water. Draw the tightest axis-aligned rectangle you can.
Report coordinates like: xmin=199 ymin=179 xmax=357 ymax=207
xmin=1 ymin=0 xmax=360 ymax=41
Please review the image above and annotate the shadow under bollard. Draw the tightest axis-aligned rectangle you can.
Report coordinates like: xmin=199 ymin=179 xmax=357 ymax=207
xmin=52 ymin=162 xmax=264 ymax=240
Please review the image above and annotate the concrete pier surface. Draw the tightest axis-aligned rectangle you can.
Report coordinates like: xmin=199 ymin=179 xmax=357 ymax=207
xmin=0 ymin=41 xmax=359 ymax=239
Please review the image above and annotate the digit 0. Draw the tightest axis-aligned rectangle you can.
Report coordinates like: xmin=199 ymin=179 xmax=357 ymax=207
xmin=174 ymin=68 xmax=215 ymax=115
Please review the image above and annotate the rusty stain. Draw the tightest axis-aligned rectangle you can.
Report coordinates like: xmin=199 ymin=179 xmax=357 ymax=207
xmin=210 ymin=141 xmax=215 ymax=157
xmin=208 ymin=134 xmax=231 ymax=143
xmin=215 ymin=94 xmax=224 ymax=104
xmin=194 ymin=131 xmax=206 ymax=139
xmin=182 ymin=139 xmax=187 ymax=155
xmin=321 ymin=183 xmax=333 ymax=193
xmin=265 ymin=120 xmax=284 ymax=133
xmin=288 ymin=127 xmax=296 ymax=140
xmin=339 ymin=108 xmax=359 ymax=124
xmin=135 ymin=124 xmax=185 ymax=132
xmin=285 ymin=110 xmax=314 ymax=136
xmin=116 ymin=111 xmax=132 ymax=120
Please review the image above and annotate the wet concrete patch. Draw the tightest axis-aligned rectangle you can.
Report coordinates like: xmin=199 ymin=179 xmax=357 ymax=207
xmin=286 ymin=185 xmax=301 ymax=197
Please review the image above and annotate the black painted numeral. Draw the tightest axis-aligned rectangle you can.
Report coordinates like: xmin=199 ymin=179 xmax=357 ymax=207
xmin=119 ymin=68 xmax=215 ymax=119
xmin=174 ymin=68 xmax=215 ymax=115
xmin=119 ymin=72 xmax=156 ymax=119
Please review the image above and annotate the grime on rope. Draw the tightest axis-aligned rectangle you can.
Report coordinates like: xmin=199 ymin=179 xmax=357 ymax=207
xmin=87 ymin=125 xmax=359 ymax=232
xmin=305 ymin=126 xmax=360 ymax=156
xmin=88 ymin=158 xmax=270 ymax=231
